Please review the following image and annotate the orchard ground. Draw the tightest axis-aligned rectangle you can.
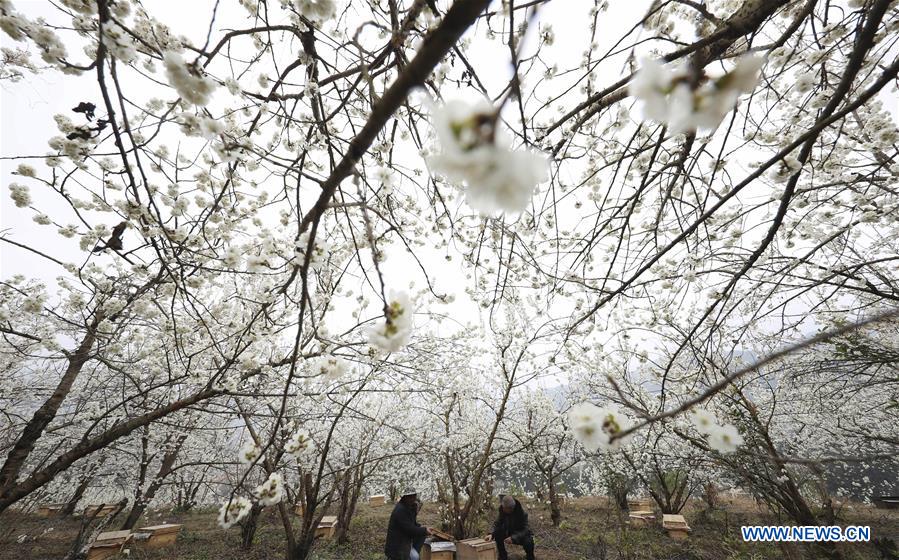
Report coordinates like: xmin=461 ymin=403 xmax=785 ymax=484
xmin=3 ymin=496 xmax=898 ymax=560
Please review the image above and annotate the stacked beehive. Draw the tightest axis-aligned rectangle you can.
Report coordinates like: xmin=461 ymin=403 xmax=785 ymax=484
xmin=315 ymin=515 xmax=338 ymax=538
xmin=456 ymin=537 xmax=496 ymax=560
xmin=135 ymin=523 xmax=182 ymax=548
xmin=87 ymin=530 xmax=131 ymax=560
xmin=662 ymin=514 xmax=691 ymax=540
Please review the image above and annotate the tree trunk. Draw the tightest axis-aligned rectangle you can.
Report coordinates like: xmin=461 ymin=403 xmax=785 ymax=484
xmin=0 ymin=324 xmax=98 ymax=496
xmin=547 ymin=476 xmax=561 ymax=527
xmin=241 ymin=504 xmax=263 ymax=550
xmin=335 ymin=465 xmax=364 ymax=545
xmin=0 ymin=388 xmax=216 ymax=514
xmin=60 ymin=475 xmax=93 ymax=517
xmin=122 ymin=436 xmax=185 ymax=530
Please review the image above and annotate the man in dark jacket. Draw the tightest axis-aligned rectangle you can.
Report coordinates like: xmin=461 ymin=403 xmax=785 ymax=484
xmin=385 ymin=488 xmax=433 ymax=560
xmin=485 ymin=495 xmax=535 ymax=560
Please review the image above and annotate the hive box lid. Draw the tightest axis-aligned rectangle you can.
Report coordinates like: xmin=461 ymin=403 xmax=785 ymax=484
xmin=662 ymin=514 xmax=689 ymax=528
xmin=318 ymin=515 xmax=338 ymax=526
xmin=429 ymin=528 xmax=454 ymax=541
xmin=139 ymin=524 xmax=181 ymax=534
xmin=95 ymin=530 xmax=131 ymax=545
xmin=458 ymin=537 xmax=495 ymax=549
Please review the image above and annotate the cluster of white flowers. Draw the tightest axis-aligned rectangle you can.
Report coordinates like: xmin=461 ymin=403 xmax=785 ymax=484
xmin=8 ymin=183 xmax=30 ymax=207
xmin=630 ymin=55 xmax=764 ymax=134
xmin=769 ymin=154 xmax=802 ymax=183
xmin=15 ymin=163 xmax=35 ymax=177
xmin=238 ymin=440 xmax=261 ymax=465
xmin=23 ymin=294 xmax=45 ymax=313
xmin=163 ymin=51 xmax=217 ymax=106
xmin=295 ymin=231 xmax=331 ymax=271
xmin=218 ymin=495 xmax=252 ymax=529
xmin=0 ymin=5 xmax=68 ymax=65
xmin=100 ymin=21 xmax=137 ymax=63
xmin=0 ymin=46 xmax=36 ymax=81
xmin=284 ymin=0 xmax=337 ymax=23
xmin=311 ymin=353 xmax=348 ymax=382
xmin=284 ymin=429 xmax=312 ymax=458
xmin=254 ymin=472 xmax=284 ymax=506
xmin=366 ymin=290 xmax=413 ymax=352
xmin=176 ymin=112 xmax=223 ymax=139
xmin=215 ymin=374 xmax=240 ymax=393
xmin=567 ymin=402 xmax=632 ymax=452
xmin=689 ymin=409 xmax=744 ymax=453
xmin=428 ymin=99 xmax=549 ymax=215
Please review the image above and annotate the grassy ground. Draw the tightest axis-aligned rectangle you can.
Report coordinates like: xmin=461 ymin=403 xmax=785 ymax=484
xmin=2 ymin=496 xmax=897 ymax=559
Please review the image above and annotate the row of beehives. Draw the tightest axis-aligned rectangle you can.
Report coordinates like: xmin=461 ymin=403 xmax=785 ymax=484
xmin=37 ymin=503 xmax=120 ymax=518
xmin=421 ymin=533 xmax=497 ymax=560
xmin=87 ymin=524 xmax=181 ymax=560
xmin=626 ymin=498 xmax=692 ymax=540
xmin=293 ymin=499 xmax=494 ymax=560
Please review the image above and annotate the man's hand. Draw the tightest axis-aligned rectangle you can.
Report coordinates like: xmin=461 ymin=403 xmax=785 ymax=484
xmin=483 ymin=534 xmax=493 ymax=542
xmin=504 ymin=537 xmax=513 ymax=545
xmin=426 ymin=527 xmax=436 ymax=535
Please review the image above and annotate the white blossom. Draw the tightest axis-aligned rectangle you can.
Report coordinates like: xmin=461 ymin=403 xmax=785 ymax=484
xmin=15 ymin=163 xmax=35 ymax=177
xmin=567 ymin=402 xmax=631 ymax=452
xmin=218 ymin=495 xmax=252 ymax=529
xmin=690 ymin=409 xmax=743 ymax=453
xmin=366 ymin=290 xmax=413 ymax=352
xmin=428 ymin=99 xmax=549 ymax=215
xmin=295 ymin=231 xmax=331 ymax=271
xmin=238 ymin=440 xmax=261 ymax=465
xmin=707 ymin=423 xmax=744 ymax=453
xmin=100 ymin=21 xmax=137 ymax=63
xmin=286 ymin=0 xmax=337 ymax=23
xmin=630 ymin=55 xmax=765 ymax=134
xmin=163 ymin=51 xmax=217 ymax=106
xmin=311 ymin=354 xmax=347 ymax=382
xmin=284 ymin=429 xmax=312 ymax=458
xmin=9 ymin=183 xmax=31 ymax=207
xmin=254 ymin=472 xmax=283 ymax=506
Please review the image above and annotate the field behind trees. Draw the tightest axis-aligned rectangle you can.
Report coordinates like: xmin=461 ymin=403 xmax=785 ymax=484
xmin=3 ymin=0 xmax=899 ymax=559
xmin=4 ymin=496 xmax=898 ymax=560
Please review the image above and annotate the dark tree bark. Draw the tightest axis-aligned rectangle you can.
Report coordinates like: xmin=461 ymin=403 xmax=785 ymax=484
xmin=0 ymin=322 xmax=99 ymax=496
xmin=241 ymin=503 xmax=264 ymax=550
xmin=60 ymin=475 xmax=94 ymax=518
xmin=0 ymin=388 xmax=217 ymax=514
xmin=121 ymin=435 xmax=186 ymax=530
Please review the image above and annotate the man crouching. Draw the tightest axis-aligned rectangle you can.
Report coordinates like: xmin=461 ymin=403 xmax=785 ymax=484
xmin=484 ymin=495 xmax=535 ymax=560
xmin=384 ymin=488 xmax=434 ymax=560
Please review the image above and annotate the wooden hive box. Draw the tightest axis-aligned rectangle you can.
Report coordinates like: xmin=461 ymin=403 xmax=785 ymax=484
xmin=369 ymin=494 xmax=387 ymax=506
xmin=315 ymin=515 xmax=338 ymax=539
xmin=874 ymin=496 xmax=899 ymax=510
xmin=87 ymin=530 xmax=131 ymax=560
xmin=628 ymin=510 xmax=655 ymax=527
xmin=627 ymin=498 xmax=653 ymax=511
xmin=84 ymin=504 xmax=118 ymax=518
xmin=37 ymin=503 xmax=64 ymax=517
xmin=293 ymin=503 xmax=305 ymax=517
xmin=456 ymin=537 xmax=496 ymax=560
xmin=662 ymin=514 xmax=690 ymax=540
xmin=421 ymin=540 xmax=456 ymax=560
xmin=136 ymin=523 xmax=181 ymax=548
